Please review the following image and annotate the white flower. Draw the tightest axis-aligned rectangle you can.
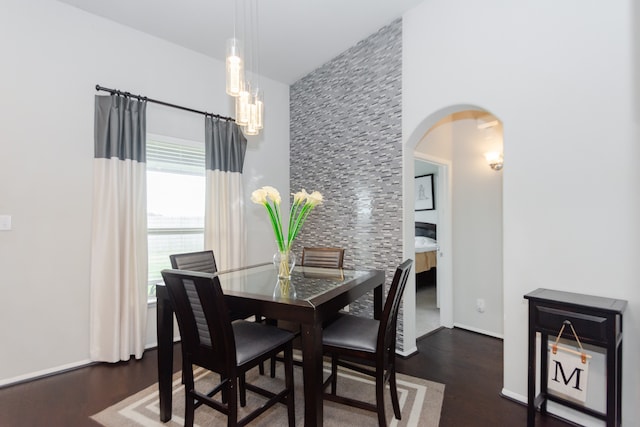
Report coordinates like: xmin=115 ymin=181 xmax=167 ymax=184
xmin=251 ymin=188 xmax=268 ymax=204
xmin=263 ymin=186 xmax=281 ymax=204
xmin=306 ymin=191 xmax=323 ymax=207
xmin=292 ymin=189 xmax=309 ymax=204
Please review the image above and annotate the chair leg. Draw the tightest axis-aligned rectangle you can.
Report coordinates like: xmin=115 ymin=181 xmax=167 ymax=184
xmin=263 ymin=318 xmax=278 ymax=378
xmin=185 ymin=391 xmax=195 ymax=427
xmin=256 ymin=315 xmax=266 ymax=376
xmin=389 ymin=367 xmax=401 ymax=420
xmin=184 ymin=374 xmax=195 ymax=427
xmin=270 ymin=354 xmax=277 ymax=378
xmin=376 ymin=370 xmax=387 ymax=427
xmin=330 ymin=355 xmax=338 ymax=395
xmin=221 ymin=374 xmax=228 ymax=403
xmin=239 ymin=373 xmax=247 ymax=407
xmin=227 ymin=378 xmax=238 ymax=427
xmin=284 ymin=345 xmax=296 ymax=427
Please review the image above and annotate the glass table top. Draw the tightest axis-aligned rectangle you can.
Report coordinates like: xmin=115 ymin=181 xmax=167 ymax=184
xmin=215 ymin=263 xmax=371 ymax=303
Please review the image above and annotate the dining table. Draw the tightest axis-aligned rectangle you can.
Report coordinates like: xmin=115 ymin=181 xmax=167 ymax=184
xmin=156 ymin=262 xmax=385 ymax=427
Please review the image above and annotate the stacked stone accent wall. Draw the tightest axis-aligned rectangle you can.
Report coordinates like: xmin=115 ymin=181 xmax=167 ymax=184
xmin=290 ymin=19 xmax=405 ymax=349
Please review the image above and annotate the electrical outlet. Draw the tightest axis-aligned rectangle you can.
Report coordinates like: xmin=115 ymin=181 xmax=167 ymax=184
xmin=0 ymin=215 xmax=11 ymax=231
xmin=476 ymin=298 xmax=485 ymax=313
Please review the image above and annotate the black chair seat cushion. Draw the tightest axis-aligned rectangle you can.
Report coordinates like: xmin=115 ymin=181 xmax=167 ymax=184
xmin=322 ymin=314 xmax=379 ymax=353
xmin=232 ymin=320 xmax=295 ymax=366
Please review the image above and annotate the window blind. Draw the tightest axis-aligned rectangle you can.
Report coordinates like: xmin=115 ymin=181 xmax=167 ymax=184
xmin=147 ymin=139 xmax=205 ymax=175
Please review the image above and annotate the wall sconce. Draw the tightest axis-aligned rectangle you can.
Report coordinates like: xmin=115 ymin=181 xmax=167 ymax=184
xmin=484 ymin=152 xmax=503 ymax=171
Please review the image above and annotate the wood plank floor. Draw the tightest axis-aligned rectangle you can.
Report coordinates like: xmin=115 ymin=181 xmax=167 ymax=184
xmin=396 ymin=328 xmax=573 ymax=427
xmin=0 ymin=328 xmax=573 ymax=426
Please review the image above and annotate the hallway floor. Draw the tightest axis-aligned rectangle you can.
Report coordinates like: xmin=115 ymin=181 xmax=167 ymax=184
xmin=416 ymin=281 xmax=440 ymax=337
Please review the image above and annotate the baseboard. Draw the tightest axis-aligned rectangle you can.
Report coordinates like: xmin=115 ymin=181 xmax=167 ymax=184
xmin=397 ymin=345 xmax=418 ymax=357
xmin=500 ymin=387 xmax=526 ymax=404
xmin=0 ymin=358 xmax=94 ymax=388
xmin=453 ymin=323 xmax=504 ymax=339
xmin=500 ymin=388 xmax=604 ymax=427
xmin=417 ymin=326 xmax=445 ymax=340
xmin=0 ymin=339 xmax=174 ymax=389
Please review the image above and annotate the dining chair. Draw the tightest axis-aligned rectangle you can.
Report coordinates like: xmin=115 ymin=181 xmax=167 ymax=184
xmin=301 ymin=247 xmax=345 ymax=268
xmin=170 ymin=250 xmax=265 ymax=376
xmin=321 ymin=259 xmax=413 ymax=427
xmin=161 ymin=268 xmax=296 ymax=427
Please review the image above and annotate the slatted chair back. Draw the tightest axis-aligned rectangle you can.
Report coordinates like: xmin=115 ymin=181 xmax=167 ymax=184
xmin=378 ymin=259 xmax=413 ymax=363
xmin=169 ymin=250 xmax=217 ymax=274
xmin=301 ymin=247 xmax=345 ymax=268
xmin=161 ymin=269 xmax=235 ymax=374
xmin=169 ymin=250 xmax=248 ymax=321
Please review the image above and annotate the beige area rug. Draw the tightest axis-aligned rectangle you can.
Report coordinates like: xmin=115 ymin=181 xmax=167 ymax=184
xmin=92 ymin=362 xmax=444 ymax=427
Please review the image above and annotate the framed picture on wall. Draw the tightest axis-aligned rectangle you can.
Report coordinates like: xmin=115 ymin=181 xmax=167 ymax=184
xmin=415 ymin=174 xmax=435 ymax=211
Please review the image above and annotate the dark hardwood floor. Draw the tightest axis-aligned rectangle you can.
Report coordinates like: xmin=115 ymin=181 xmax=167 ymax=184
xmin=0 ymin=328 xmax=573 ymax=427
xmin=396 ymin=328 xmax=574 ymax=427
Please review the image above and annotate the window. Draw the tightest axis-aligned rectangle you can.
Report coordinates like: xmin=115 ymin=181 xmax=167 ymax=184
xmin=146 ymin=135 xmax=205 ymax=299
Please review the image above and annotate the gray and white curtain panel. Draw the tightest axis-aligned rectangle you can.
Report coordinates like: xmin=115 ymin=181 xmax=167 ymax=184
xmin=90 ymin=95 xmax=148 ymax=363
xmin=204 ymin=117 xmax=247 ymax=271
xmin=88 ymin=96 xmax=246 ymax=362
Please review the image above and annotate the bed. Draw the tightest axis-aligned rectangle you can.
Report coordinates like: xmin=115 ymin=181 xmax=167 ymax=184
xmin=415 ymin=222 xmax=438 ymax=274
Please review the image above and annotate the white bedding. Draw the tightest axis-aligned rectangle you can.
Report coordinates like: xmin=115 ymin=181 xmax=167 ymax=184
xmin=415 ymin=236 xmax=438 ymax=253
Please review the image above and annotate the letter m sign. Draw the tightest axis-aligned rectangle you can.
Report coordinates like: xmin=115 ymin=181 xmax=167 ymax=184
xmin=547 ymin=349 xmax=589 ymax=403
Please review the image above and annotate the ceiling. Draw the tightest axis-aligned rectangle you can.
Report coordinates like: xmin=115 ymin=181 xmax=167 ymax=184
xmin=57 ymin=0 xmax=424 ymax=85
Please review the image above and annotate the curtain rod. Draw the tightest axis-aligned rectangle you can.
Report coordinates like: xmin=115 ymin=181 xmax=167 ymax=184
xmin=95 ymin=85 xmax=235 ymax=122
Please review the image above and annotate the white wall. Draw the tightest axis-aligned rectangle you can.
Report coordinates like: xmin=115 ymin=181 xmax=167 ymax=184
xmin=450 ymin=119 xmax=503 ymax=336
xmin=0 ymin=0 xmax=289 ymax=384
xmin=403 ymin=1 xmax=639 ymax=425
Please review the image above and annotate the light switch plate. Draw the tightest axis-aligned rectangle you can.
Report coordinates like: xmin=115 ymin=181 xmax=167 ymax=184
xmin=0 ymin=215 xmax=12 ymax=230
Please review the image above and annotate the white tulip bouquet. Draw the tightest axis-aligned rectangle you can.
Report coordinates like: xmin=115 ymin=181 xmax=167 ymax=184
xmin=251 ymin=186 xmax=323 ymax=253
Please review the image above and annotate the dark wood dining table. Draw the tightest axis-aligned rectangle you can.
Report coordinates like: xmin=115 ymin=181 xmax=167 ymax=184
xmin=156 ymin=263 xmax=385 ymax=427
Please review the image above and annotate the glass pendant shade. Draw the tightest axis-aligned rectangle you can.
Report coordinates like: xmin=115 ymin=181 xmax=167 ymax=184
xmin=245 ymin=102 xmax=258 ymax=135
xmin=236 ymin=89 xmax=250 ymax=125
xmin=253 ymin=89 xmax=264 ymax=129
xmin=225 ymin=38 xmax=244 ymax=96
xmin=244 ymin=123 xmax=259 ymax=136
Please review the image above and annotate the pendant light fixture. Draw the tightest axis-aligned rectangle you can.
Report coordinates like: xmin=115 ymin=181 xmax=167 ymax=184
xmin=225 ymin=38 xmax=243 ymax=97
xmin=236 ymin=82 xmax=250 ymax=126
xmin=253 ymin=88 xmax=264 ymax=129
xmin=225 ymin=0 xmax=263 ymax=136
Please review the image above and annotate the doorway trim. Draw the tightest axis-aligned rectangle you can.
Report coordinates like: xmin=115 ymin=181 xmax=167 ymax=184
xmin=414 ymin=153 xmax=453 ymax=334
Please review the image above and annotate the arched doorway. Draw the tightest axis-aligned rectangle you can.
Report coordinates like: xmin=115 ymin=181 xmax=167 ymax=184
xmin=401 ymin=105 xmax=504 ymax=354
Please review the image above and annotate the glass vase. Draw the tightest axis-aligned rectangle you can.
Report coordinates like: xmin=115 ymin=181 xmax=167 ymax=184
xmin=273 ymin=278 xmax=296 ymax=299
xmin=273 ymin=249 xmax=296 ymax=280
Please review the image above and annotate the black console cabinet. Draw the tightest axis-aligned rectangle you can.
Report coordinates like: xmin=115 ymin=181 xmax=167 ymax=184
xmin=524 ymin=288 xmax=627 ymax=427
